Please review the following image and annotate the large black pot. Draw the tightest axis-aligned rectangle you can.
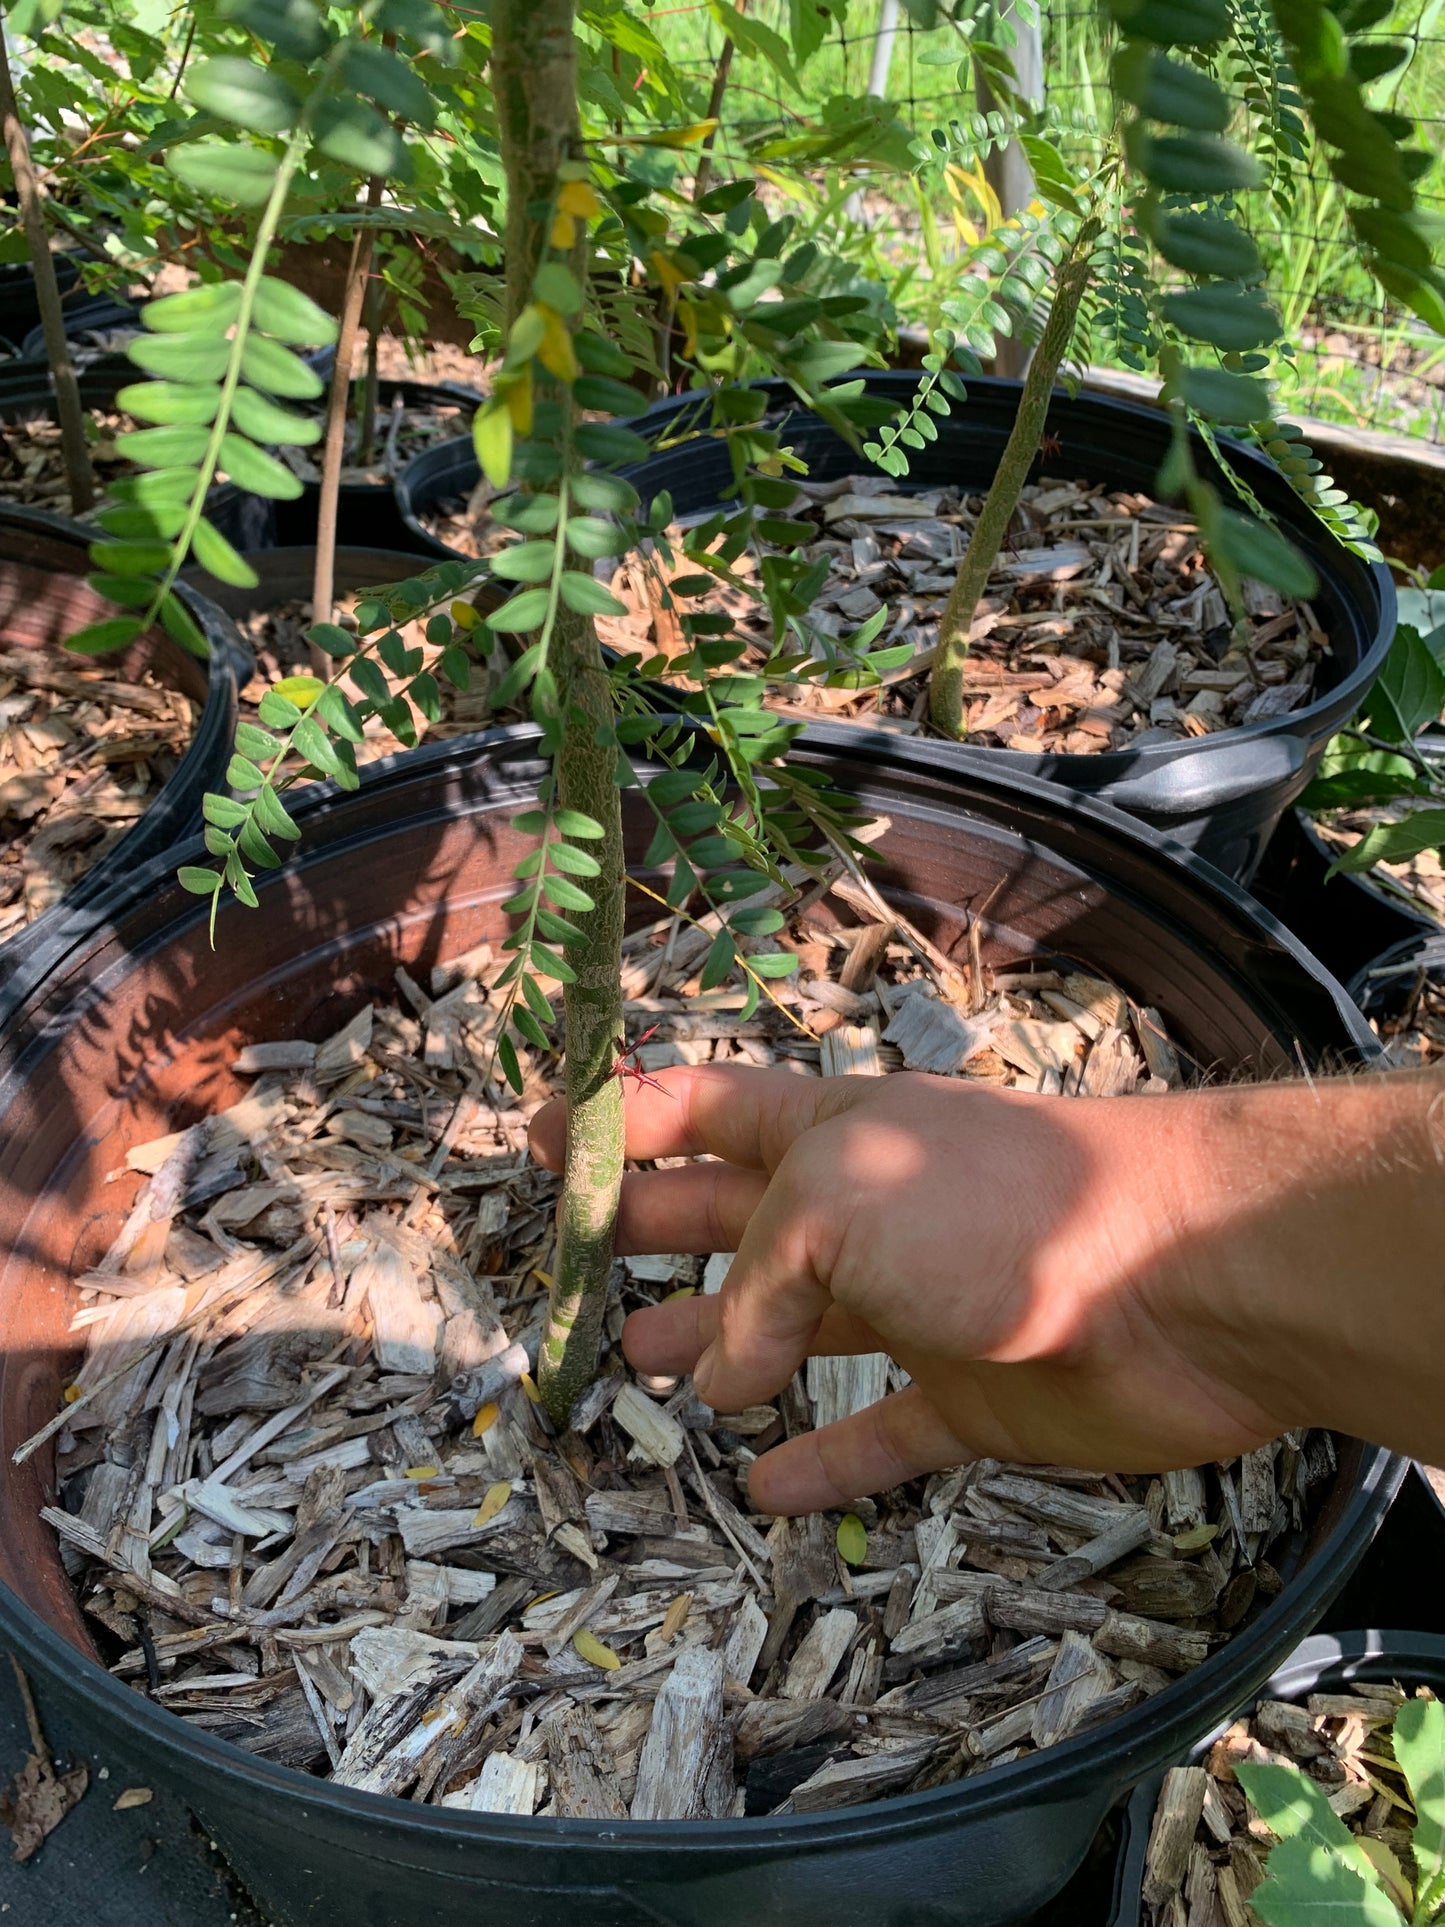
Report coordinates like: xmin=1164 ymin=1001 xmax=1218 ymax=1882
xmin=234 ymin=378 xmax=482 ymax=555
xmin=18 ymin=293 xmax=140 ymax=362
xmin=1108 ymin=1631 xmax=1445 ymax=1927
xmin=182 ymin=540 xmax=442 ymax=620
xmin=609 ymin=373 xmax=1395 ymax=883
xmin=0 ymin=719 xmax=1402 ymax=1925
xmin=0 ymin=252 xmax=83 ymax=345
xmin=0 ymin=505 xmax=250 ymax=985
xmin=1252 ymin=808 xmax=1438 ymax=991
xmin=0 ymin=352 xmax=266 ymax=549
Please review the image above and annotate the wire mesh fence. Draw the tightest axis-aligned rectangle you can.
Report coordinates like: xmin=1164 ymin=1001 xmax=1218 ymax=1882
xmin=652 ymin=0 xmax=1445 ymax=446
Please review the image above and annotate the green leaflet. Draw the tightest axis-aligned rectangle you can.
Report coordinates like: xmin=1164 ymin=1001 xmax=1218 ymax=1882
xmin=126 ymin=333 xmax=231 ymax=383
xmin=185 ymin=56 xmax=301 ymax=136
xmin=167 ymin=141 xmax=278 ymax=207
xmin=1393 ymin=1696 xmax=1445 ymax=1905
xmin=240 ymin=335 xmax=326 ymax=400
xmin=340 ymin=38 xmax=435 ymax=126
xmin=116 ymin=381 xmax=221 ymax=427
xmin=1134 ymin=130 xmax=1264 ymax=194
xmin=65 ymin=616 xmax=145 ymax=655
xmin=143 ymin=282 xmax=244 ymax=334
xmin=1178 ymin=367 xmax=1270 ymax=424
xmin=191 ymin=517 xmax=259 ymax=589
xmin=116 ymin=424 xmax=212 ymax=466
xmin=1148 ymin=209 xmax=1261 ymax=280
xmin=1214 ymin=511 xmax=1319 ymax=599
xmin=251 ymin=276 xmax=339 ymax=348
xmin=231 ymin=386 xmax=322 ymax=446
xmin=219 ymin=433 xmax=305 ymax=500
xmin=1160 ymin=285 xmax=1281 ymax=351
xmin=313 ymin=96 xmax=411 ymax=179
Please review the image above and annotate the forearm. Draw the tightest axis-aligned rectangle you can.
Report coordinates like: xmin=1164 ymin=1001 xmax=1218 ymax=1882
xmin=1165 ymin=1072 xmax=1445 ymax=1460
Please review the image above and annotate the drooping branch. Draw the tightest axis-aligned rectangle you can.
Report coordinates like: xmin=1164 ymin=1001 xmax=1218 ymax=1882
xmin=494 ymin=0 xmax=626 ymax=1425
xmin=0 ymin=8 xmax=95 ymax=515
xmin=930 ymin=218 xmax=1100 ymax=739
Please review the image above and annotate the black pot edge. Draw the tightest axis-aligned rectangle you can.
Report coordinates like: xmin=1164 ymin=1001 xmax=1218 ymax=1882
xmin=179 ymin=542 xmax=446 ymax=615
xmin=0 ymin=503 xmax=253 ymax=986
xmin=0 ymin=712 xmax=1384 ymax=1060
xmin=1107 ymin=1627 xmax=1445 ymax=1927
xmin=0 ymin=710 xmax=1405 ymax=1869
xmin=1347 ymin=929 xmax=1445 ymax=1011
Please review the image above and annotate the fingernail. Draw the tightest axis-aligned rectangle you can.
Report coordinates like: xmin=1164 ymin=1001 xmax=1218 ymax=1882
xmin=692 ymin=1343 xmax=716 ymax=1402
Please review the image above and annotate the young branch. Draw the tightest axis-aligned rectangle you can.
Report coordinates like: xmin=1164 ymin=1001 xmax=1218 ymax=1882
xmin=0 ymin=7 xmax=95 ymax=514
xmin=930 ymin=217 xmax=1101 ymax=739
xmin=494 ymin=0 xmax=626 ymax=1426
xmin=312 ymin=173 xmax=385 ymax=635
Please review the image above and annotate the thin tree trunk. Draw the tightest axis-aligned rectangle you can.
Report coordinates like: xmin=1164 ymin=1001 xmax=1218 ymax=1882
xmin=311 ymin=175 xmax=383 ymax=636
xmin=930 ymin=219 xmax=1100 ymax=738
xmin=494 ymin=0 xmax=625 ymax=1426
xmin=691 ymin=29 xmax=736 ymax=206
xmin=0 ymin=10 xmax=94 ymax=514
xmin=356 ymin=272 xmax=382 ymax=469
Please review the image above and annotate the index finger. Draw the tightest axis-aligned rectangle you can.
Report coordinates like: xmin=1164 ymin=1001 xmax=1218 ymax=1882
xmin=528 ymin=1061 xmax=862 ymax=1173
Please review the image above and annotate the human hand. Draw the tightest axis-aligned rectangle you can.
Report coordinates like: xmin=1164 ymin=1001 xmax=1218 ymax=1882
xmin=529 ymin=1062 xmax=1314 ymax=1514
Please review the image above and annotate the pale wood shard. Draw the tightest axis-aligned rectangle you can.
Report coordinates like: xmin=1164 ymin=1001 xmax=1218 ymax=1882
xmin=1035 ymin=1507 xmax=1154 ymax=1591
xmin=547 ymin=1705 xmax=628 ymax=1821
xmin=1030 ymin=1629 xmax=1117 ymax=1749
xmin=882 ymin=987 xmax=993 ymax=1073
xmin=819 ymin=1024 xmax=883 ymax=1077
xmin=611 ymin=1382 xmax=686 ymax=1468
xmin=353 ymin=1236 xmax=442 ymax=1374
xmin=1142 ymin=1768 xmax=1209 ymax=1908
xmin=805 ymin=1353 xmax=889 ymax=1430
xmin=788 ymin=1740 xmax=938 ymax=1813
xmin=630 ymin=1645 xmax=729 ymax=1820
xmin=781 ymin=1608 xmax=857 ymax=1701
xmin=458 ymin=1751 xmax=541 ymax=1816
xmin=721 ymin=1594 xmax=769 ymax=1689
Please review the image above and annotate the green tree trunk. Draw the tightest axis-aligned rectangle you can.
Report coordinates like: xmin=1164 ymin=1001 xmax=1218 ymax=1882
xmin=930 ymin=219 xmax=1101 ymax=738
xmin=493 ymin=0 xmax=626 ymax=1427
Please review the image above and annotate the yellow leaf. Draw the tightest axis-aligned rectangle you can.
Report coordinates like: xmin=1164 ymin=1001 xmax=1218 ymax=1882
xmin=531 ymin=1268 xmax=555 ymax=1291
xmin=1172 ymin=1523 xmax=1219 ymax=1553
xmin=472 ymin=400 xmax=513 ymax=489
xmin=472 ymin=1480 xmax=513 ymax=1527
xmin=405 ymin=1464 xmax=439 ymax=1481
xmin=659 ymin=1592 xmax=692 ymax=1642
xmin=496 ymin=364 xmax=532 ymax=435
xmin=113 ymin=1787 xmax=153 ymax=1811
xmin=471 ymin=1401 xmax=499 ymax=1438
xmin=558 ymin=179 xmax=600 ymax=220
xmin=274 ymin=674 xmax=325 ymax=705
xmin=550 ymin=210 xmax=577 ymax=251
xmin=649 ymin=250 xmax=688 ymax=301
xmin=450 ymin=599 xmax=479 ymax=631
xmin=535 ymin=304 xmax=578 ymax=383
xmin=519 ymin=1371 xmax=542 ymax=1404
xmin=62 ymin=1383 xmax=82 ymax=1404
xmin=678 ymin=299 xmax=699 ymax=359
xmin=1358 ymin=1837 xmax=1413 ymax=1913
xmin=573 ymin=1628 xmax=621 ymax=1670
xmin=648 ymin=118 xmax=718 ymax=148
xmin=836 ymin=1513 xmax=868 ymax=1567
xmin=661 ymin=1285 xmax=696 ymax=1303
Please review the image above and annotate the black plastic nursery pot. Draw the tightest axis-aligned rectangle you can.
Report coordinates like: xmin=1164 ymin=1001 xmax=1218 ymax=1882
xmin=0 ymin=352 xmax=266 ymax=550
xmin=1346 ymin=927 xmax=1445 ymax=1026
xmin=618 ymin=373 xmax=1396 ymax=884
xmin=1251 ymin=808 xmax=1439 ymax=992
xmin=0 ymin=720 xmax=1403 ymax=1926
xmin=181 ymin=540 xmax=441 ymax=623
xmin=394 ymin=425 xmax=495 ymax=559
xmin=18 ymin=292 xmax=140 ymax=361
xmin=235 ymin=378 xmax=482 ymax=556
xmin=0 ymin=504 xmax=249 ymax=985
xmin=1108 ymin=1631 xmax=1445 ymax=1927
xmin=0 ymin=251 xmax=83 ymax=345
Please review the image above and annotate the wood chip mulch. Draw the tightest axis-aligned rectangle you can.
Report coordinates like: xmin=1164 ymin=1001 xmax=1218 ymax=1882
xmin=33 ymin=866 xmax=1334 ymax=1819
xmin=0 ymin=647 xmax=196 ymax=943
xmin=0 ymin=407 xmax=138 ymax=512
xmin=601 ymin=472 xmax=1327 ymax=753
xmin=1138 ymin=1677 xmax=1431 ymax=1926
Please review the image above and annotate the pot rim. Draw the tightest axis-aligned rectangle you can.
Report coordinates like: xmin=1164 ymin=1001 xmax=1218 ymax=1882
xmin=0 ymin=719 xmax=1403 ymax=1850
xmin=403 ymin=371 xmax=1403 ymax=778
